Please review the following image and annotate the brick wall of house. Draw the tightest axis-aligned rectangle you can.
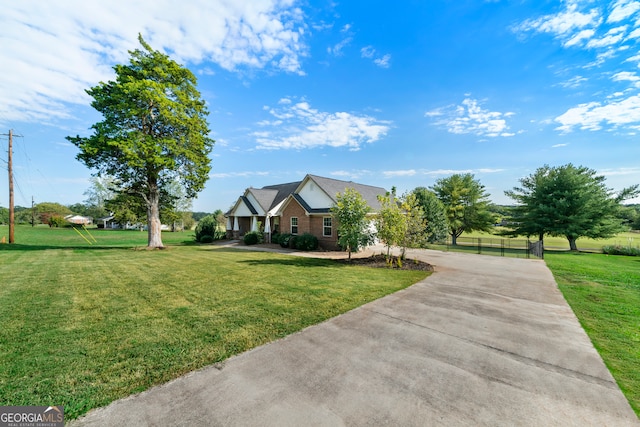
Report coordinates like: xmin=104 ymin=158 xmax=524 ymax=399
xmin=280 ymin=201 xmax=308 ymax=235
xmin=280 ymin=202 xmax=340 ymax=250
xmin=309 ymin=215 xmax=339 ymax=250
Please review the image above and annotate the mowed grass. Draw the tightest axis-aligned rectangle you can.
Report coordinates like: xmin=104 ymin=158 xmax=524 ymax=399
xmin=0 ymin=226 xmax=429 ymax=419
xmin=545 ymin=251 xmax=640 ymax=415
xmin=462 ymin=229 xmax=639 ymax=251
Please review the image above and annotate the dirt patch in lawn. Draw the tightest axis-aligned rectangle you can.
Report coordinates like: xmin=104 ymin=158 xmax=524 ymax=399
xmin=335 ymin=254 xmax=434 ymax=271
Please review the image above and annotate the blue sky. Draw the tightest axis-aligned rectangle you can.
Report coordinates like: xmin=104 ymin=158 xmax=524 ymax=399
xmin=1 ymin=0 xmax=639 ymax=213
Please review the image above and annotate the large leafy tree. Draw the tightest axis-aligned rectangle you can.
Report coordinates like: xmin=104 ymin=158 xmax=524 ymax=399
xmin=431 ymin=174 xmax=495 ymax=245
xmin=331 ymin=187 xmax=375 ymax=260
xmin=68 ymin=35 xmax=214 ymax=248
xmin=412 ymin=187 xmax=449 ymax=243
xmin=505 ymin=164 xmax=639 ymax=251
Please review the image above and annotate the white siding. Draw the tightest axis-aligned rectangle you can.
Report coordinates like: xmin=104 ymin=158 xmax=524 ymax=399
xmin=234 ymin=200 xmax=254 ymax=216
xmin=298 ymin=180 xmax=334 ymax=209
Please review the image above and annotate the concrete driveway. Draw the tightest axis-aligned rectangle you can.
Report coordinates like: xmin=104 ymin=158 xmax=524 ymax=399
xmin=71 ymin=248 xmax=638 ymax=426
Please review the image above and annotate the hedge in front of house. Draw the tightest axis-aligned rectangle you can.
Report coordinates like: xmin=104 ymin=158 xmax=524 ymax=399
xmin=294 ymin=233 xmax=318 ymax=251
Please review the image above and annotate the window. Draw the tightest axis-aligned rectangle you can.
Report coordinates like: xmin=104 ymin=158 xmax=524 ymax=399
xmin=323 ymin=217 xmax=332 ymax=237
xmin=291 ymin=217 xmax=298 ymax=235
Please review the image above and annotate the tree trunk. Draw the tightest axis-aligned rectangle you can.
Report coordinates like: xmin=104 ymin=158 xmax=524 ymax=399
xmin=568 ymin=237 xmax=577 ymax=251
xmin=451 ymin=233 xmax=457 ymax=246
xmin=147 ymin=181 xmax=164 ymax=249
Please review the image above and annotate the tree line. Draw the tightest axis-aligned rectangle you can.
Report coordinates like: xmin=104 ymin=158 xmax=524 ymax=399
xmin=332 ymin=167 xmax=639 ymax=255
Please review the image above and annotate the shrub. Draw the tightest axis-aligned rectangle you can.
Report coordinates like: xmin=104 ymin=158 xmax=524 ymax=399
xmin=195 ymin=215 xmax=223 ymax=242
xmin=243 ymin=231 xmax=263 ymax=245
xmin=602 ymin=245 xmax=640 ymax=256
xmin=278 ymin=233 xmax=292 ymax=248
xmin=294 ymin=233 xmax=318 ymax=251
xmin=270 ymin=232 xmax=280 ymax=245
xmin=199 ymin=235 xmax=214 ymax=244
xmin=48 ymin=215 xmax=67 ymax=228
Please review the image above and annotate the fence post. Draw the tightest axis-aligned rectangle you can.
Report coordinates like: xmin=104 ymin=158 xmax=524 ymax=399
xmin=478 ymin=238 xmax=481 ymax=254
xmin=526 ymin=239 xmax=530 ymax=259
xmin=501 ymin=239 xmax=505 ymax=257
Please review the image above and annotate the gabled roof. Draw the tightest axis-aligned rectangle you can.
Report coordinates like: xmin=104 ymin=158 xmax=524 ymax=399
xmin=226 ymin=175 xmax=387 ymax=217
xmin=226 ymin=180 xmax=302 ymax=216
xmin=303 ymin=174 xmax=386 ymax=211
xmin=256 ymin=180 xmax=301 ymax=211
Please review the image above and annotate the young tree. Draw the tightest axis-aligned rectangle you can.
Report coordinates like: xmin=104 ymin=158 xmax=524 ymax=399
xmin=67 ymin=35 xmax=214 ymax=248
xmin=505 ymin=164 xmax=639 ymax=251
xmin=331 ymin=187 xmax=375 ymax=260
xmin=431 ymin=174 xmax=494 ymax=245
xmin=412 ymin=187 xmax=448 ymax=243
xmin=399 ymin=192 xmax=427 ymax=259
xmin=376 ymin=191 xmax=405 ymax=257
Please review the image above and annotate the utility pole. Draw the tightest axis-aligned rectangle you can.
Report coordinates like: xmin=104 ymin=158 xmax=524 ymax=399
xmin=2 ymin=130 xmax=21 ymax=243
xmin=32 ymin=196 xmax=35 ymax=227
xmin=8 ymin=130 xmax=14 ymax=243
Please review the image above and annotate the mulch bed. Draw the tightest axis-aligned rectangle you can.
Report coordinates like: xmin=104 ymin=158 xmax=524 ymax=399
xmin=335 ymin=254 xmax=434 ymax=271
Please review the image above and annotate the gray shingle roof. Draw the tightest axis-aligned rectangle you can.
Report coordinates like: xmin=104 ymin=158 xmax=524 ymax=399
xmin=307 ymin=174 xmax=386 ymax=211
xmin=262 ymin=181 xmax=301 ymax=210
xmin=226 ymin=176 xmax=386 ymax=217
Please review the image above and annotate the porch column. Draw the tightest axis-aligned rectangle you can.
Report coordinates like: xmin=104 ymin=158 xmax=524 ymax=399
xmin=233 ymin=216 xmax=239 ymax=239
xmin=225 ymin=216 xmax=232 ymax=239
xmin=264 ymin=216 xmax=271 ymax=243
xmin=251 ymin=216 xmax=257 ymax=232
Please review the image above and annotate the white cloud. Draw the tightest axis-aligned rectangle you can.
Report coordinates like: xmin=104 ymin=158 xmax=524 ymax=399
xmin=558 ymin=75 xmax=588 ymax=88
xmin=586 ymin=32 xmax=625 ymax=48
xmin=374 ymin=54 xmax=392 ymax=68
xmin=360 ymin=46 xmax=391 ymax=68
xmin=608 ymin=0 xmax=640 ymax=23
xmin=555 ymin=94 xmax=640 ymax=131
xmin=598 ymin=167 xmax=640 ymax=176
xmin=612 ymin=71 xmax=640 ymax=83
xmin=330 ymin=170 xmax=372 ymax=180
xmin=564 ymin=29 xmax=596 ymax=47
xmin=255 ymin=99 xmax=391 ymax=150
xmin=361 ymin=46 xmax=376 ymax=58
xmin=380 ymin=168 xmax=504 ymax=178
xmin=552 ymin=143 xmax=569 ymax=148
xmin=515 ymin=2 xmax=600 ymax=37
xmin=426 ymin=98 xmax=515 ymax=138
xmin=628 ymin=27 xmax=640 ymax=38
xmin=383 ymin=170 xmax=417 ymax=178
xmin=0 ymin=0 xmax=308 ymax=125
xmin=328 ymin=37 xmax=352 ymax=56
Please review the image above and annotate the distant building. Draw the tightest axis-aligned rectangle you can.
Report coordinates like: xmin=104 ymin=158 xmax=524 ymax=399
xmin=64 ymin=214 xmax=92 ymax=225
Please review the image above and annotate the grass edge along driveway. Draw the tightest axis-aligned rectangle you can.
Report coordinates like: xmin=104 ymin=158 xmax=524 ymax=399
xmin=545 ymin=251 xmax=640 ymax=417
xmin=0 ymin=244 xmax=429 ymax=420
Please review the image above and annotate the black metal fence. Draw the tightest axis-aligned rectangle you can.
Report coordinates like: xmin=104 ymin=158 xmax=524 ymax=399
xmin=443 ymin=236 xmax=544 ymax=259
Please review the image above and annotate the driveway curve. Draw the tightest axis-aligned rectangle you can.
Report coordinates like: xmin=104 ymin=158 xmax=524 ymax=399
xmin=71 ymin=247 xmax=638 ymax=426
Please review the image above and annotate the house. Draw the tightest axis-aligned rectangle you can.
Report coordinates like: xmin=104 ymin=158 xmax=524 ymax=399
xmin=225 ymin=174 xmax=387 ymax=250
xmin=64 ymin=214 xmax=92 ymax=225
xmin=96 ymin=215 xmax=119 ymax=229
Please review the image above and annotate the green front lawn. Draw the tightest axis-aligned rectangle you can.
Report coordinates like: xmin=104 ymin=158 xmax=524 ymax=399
xmin=0 ymin=226 xmax=429 ymax=419
xmin=545 ymin=251 xmax=640 ymax=416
